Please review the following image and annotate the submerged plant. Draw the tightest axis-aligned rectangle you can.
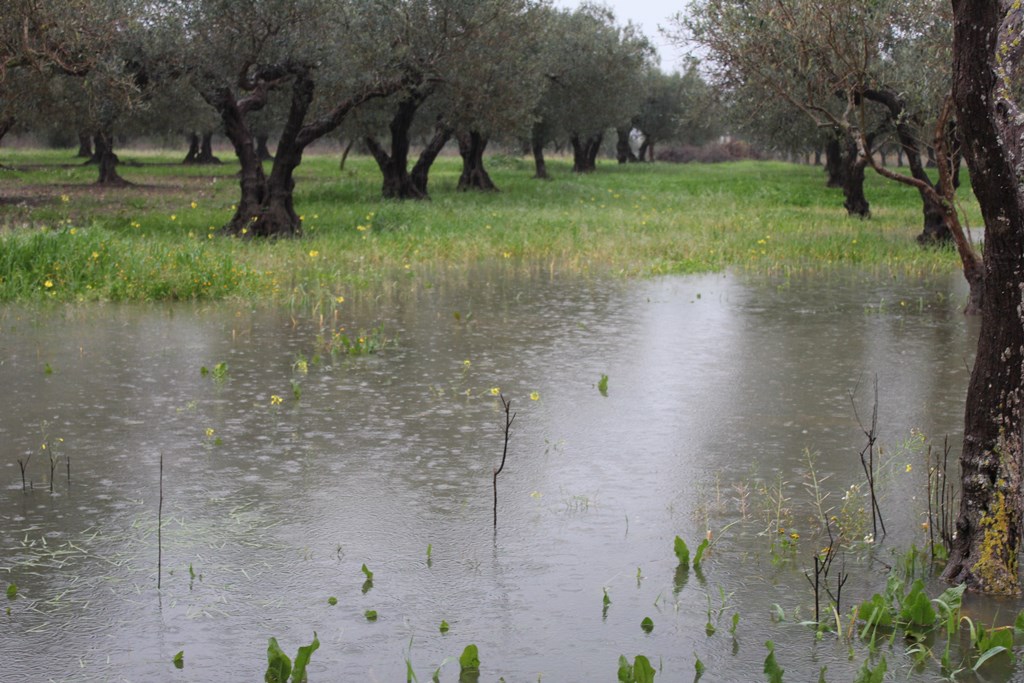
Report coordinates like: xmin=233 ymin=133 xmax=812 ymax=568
xmin=265 ymin=632 xmax=319 ymax=683
xmin=617 ymin=654 xmax=656 ymax=683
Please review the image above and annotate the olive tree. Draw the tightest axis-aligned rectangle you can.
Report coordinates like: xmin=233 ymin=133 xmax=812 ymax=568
xmin=172 ymin=0 xmax=405 ymax=237
xmin=940 ymin=0 xmax=1024 ymax=595
xmin=677 ymin=0 xmax=984 ymax=312
xmin=357 ymin=0 xmax=544 ymax=199
xmin=530 ymin=4 xmax=653 ymax=175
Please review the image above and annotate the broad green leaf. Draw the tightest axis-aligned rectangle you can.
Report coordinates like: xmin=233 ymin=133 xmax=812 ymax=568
xmin=291 ymin=632 xmax=320 ymax=682
xmin=856 ymin=594 xmax=892 ymax=628
xmin=459 ymin=644 xmax=480 ymax=672
xmin=264 ymin=637 xmax=292 ymax=683
xmin=6 ymin=583 xmax=16 ymax=600
xmin=172 ymin=651 xmax=184 ymax=670
xmin=439 ymin=620 xmax=450 ymax=633
xmin=899 ymin=581 xmax=936 ymax=628
xmin=617 ymin=655 xmax=633 ymax=682
xmin=694 ymin=654 xmax=706 ymax=675
xmin=693 ymin=538 xmax=709 ymax=568
xmin=674 ymin=536 xmax=690 ymax=568
xmin=361 ymin=563 xmax=374 ymax=580
xmin=973 ymin=646 xmax=1009 ymax=671
xmin=633 ymin=655 xmax=656 ymax=683
xmin=641 ymin=617 xmax=654 ymax=633
xmin=764 ymin=641 xmax=784 ymax=683
xmin=364 ymin=610 xmax=378 ymax=621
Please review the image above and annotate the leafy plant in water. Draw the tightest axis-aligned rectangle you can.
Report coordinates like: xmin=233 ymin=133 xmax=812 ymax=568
xmin=617 ymin=654 xmax=656 ymax=683
xmin=458 ymin=644 xmax=480 ymax=682
xmin=6 ymin=583 xmax=17 ymax=599
xmin=361 ymin=563 xmax=374 ymax=593
xmin=172 ymin=650 xmax=184 ymax=669
xmin=598 ymin=374 xmax=609 ymax=396
xmin=962 ymin=617 xmax=1015 ymax=671
xmin=265 ymin=632 xmax=319 ymax=683
xmin=852 ymin=655 xmax=885 ymax=683
xmin=764 ymin=641 xmax=784 ymax=683
xmin=641 ymin=616 xmax=654 ymax=634
xmin=200 ymin=361 xmax=229 ymax=381
xmin=364 ymin=609 xmax=378 ymax=621
xmin=323 ymin=324 xmax=392 ymax=357
xmin=674 ymin=536 xmax=690 ymax=568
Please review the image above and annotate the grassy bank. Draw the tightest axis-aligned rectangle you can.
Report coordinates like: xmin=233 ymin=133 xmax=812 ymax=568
xmin=0 ymin=149 xmax=975 ymax=305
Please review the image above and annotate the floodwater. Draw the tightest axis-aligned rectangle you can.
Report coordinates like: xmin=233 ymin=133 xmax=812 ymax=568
xmin=0 ymin=265 xmax=1015 ymax=681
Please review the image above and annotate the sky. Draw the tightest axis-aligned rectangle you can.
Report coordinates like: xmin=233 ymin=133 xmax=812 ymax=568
xmin=550 ymin=0 xmax=688 ymax=72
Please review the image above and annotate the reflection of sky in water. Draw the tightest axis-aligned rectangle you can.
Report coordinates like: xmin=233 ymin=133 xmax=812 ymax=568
xmin=0 ymin=267 xmax=1002 ymax=681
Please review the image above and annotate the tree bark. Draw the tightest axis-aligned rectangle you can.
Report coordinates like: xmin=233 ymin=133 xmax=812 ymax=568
xmin=531 ymin=125 xmax=549 ymax=179
xmin=410 ymin=122 xmax=453 ymax=196
xmin=940 ymin=0 xmax=1024 ymax=594
xmin=824 ymin=132 xmax=844 ymax=187
xmin=457 ymin=130 xmax=497 ymax=192
xmin=183 ymin=131 xmax=200 ymax=164
xmin=615 ymin=127 xmax=638 ymax=164
xmin=197 ymin=131 xmax=221 ymax=164
xmin=841 ymin=134 xmax=870 ymax=218
xmin=255 ymin=133 xmax=274 ymax=161
xmin=571 ymin=133 xmax=603 ymax=173
xmin=76 ymin=131 xmax=91 ymax=158
xmin=94 ymin=129 xmax=128 ymax=186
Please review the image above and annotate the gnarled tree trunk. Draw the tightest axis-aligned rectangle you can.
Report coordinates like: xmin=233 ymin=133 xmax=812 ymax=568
xmin=76 ymin=131 xmax=92 ymax=158
xmin=531 ymin=125 xmax=549 ymax=179
xmin=571 ymin=133 xmax=602 ymax=173
xmin=365 ymin=92 xmax=430 ymax=200
xmin=457 ymin=130 xmax=497 ymax=192
xmin=183 ymin=131 xmax=200 ymax=164
xmin=824 ymin=132 xmax=844 ymax=187
xmin=940 ymin=0 xmax=1024 ymax=594
xmin=841 ymin=134 xmax=870 ymax=218
xmin=94 ymin=129 xmax=128 ymax=186
xmin=410 ymin=123 xmax=452 ymax=196
xmin=615 ymin=127 xmax=638 ymax=164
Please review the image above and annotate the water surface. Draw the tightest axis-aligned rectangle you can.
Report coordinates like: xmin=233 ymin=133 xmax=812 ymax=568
xmin=0 ymin=265 xmax=1006 ymax=681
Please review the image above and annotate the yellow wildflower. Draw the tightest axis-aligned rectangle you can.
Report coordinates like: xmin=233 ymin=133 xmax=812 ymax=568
xmin=205 ymin=428 xmax=215 ymax=437
xmin=490 ymin=387 xmax=500 ymax=396
xmin=309 ymin=250 xmax=319 ymax=258
xmin=335 ymin=296 xmax=345 ymax=304
xmin=270 ymin=395 xmax=284 ymax=405
xmin=190 ymin=201 xmax=198 ymax=209
xmin=44 ymin=280 xmax=54 ymax=288
xmin=530 ymin=391 xmax=540 ymax=401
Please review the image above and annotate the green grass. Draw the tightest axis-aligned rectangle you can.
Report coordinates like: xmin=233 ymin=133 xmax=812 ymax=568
xmin=0 ymin=148 xmax=975 ymax=305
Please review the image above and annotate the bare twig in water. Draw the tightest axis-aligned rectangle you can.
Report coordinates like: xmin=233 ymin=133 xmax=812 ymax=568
xmin=493 ymin=395 xmax=516 ymax=529
xmin=850 ymin=376 xmax=885 ymax=540
xmin=158 ymin=451 xmax=164 ymax=590
xmin=926 ymin=437 xmax=956 ymax=560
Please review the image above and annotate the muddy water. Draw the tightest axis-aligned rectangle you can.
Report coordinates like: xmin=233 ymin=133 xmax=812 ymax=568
xmin=0 ymin=266 xmax=1010 ymax=681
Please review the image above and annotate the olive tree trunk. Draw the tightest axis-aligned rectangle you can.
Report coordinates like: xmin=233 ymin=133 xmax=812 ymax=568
xmin=940 ymin=0 xmax=1024 ymax=594
xmin=457 ymin=130 xmax=497 ymax=192
xmin=571 ymin=133 xmax=603 ymax=173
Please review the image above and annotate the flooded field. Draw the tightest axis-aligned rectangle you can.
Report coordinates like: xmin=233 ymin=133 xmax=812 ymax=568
xmin=1 ymin=265 xmax=1013 ymax=681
